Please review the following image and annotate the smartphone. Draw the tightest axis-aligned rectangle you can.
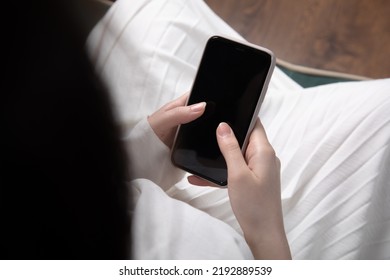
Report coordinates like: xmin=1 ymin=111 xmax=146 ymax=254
xmin=171 ymin=36 xmax=275 ymax=186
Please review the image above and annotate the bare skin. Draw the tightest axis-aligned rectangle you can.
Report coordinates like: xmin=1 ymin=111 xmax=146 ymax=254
xmin=148 ymin=93 xmax=291 ymax=259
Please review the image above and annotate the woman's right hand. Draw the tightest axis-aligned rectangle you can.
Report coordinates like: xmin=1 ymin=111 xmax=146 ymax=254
xmin=189 ymin=119 xmax=291 ymax=259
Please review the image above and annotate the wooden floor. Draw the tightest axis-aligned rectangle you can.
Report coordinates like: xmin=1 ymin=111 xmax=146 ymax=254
xmin=204 ymin=0 xmax=390 ymax=79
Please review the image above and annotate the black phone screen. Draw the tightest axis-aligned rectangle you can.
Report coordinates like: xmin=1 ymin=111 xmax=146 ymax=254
xmin=171 ymin=36 xmax=274 ymax=185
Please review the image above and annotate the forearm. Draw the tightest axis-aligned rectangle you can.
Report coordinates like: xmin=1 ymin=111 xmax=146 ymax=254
xmin=246 ymin=230 xmax=291 ymax=260
xmin=240 ymin=207 xmax=291 ymax=260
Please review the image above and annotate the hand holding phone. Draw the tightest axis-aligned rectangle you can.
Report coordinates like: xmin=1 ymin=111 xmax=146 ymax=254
xmin=171 ymin=36 xmax=275 ymax=186
xmin=147 ymin=93 xmax=206 ymax=148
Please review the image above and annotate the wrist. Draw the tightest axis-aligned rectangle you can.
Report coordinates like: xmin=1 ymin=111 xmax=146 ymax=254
xmin=244 ymin=224 xmax=291 ymax=260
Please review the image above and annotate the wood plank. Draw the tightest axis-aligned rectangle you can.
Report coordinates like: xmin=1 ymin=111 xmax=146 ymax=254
xmin=204 ymin=0 xmax=390 ymax=79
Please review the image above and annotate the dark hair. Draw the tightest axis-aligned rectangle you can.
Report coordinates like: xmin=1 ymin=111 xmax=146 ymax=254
xmin=1 ymin=1 xmax=131 ymax=259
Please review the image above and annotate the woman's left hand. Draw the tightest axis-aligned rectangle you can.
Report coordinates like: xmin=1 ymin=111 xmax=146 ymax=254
xmin=147 ymin=93 xmax=206 ymax=148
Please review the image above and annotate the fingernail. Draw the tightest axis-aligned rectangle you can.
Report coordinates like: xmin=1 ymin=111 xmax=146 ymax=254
xmin=217 ymin=122 xmax=232 ymax=138
xmin=190 ymin=102 xmax=206 ymax=112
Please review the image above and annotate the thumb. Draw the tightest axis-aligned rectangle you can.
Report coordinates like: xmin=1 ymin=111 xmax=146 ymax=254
xmin=216 ymin=123 xmax=247 ymax=175
xmin=152 ymin=101 xmax=206 ymax=131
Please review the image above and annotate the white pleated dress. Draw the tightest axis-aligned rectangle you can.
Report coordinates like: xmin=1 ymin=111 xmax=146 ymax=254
xmin=87 ymin=0 xmax=390 ymax=259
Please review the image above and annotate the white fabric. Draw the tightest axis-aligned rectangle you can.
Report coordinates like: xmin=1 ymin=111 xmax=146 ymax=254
xmin=125 ymin=117 xmax=252 ymax=259
xmin=87 ymin=0 xmax=390 ymax=259
xmin=131 ymin=179 xmax=252 ymax=259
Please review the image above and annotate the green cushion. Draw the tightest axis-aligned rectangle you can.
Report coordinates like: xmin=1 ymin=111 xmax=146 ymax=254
xmin=278 ymin=65 xmax=355 ymax=88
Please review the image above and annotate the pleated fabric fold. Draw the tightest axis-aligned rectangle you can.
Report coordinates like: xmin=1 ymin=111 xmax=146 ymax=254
xmin=87 ymin=0 xmax=390 ymax=259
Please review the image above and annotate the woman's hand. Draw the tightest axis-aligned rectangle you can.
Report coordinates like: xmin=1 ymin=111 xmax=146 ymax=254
xmin=149 ymin=95 xmax=290 ymax=259
xmin=190 ymin=120 xmax=291 ymax=259
xmin=147 ymin=93 xmax=206 ymax=148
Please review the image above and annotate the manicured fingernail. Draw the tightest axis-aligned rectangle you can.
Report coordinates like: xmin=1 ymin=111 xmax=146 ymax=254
xmin=190 ymin=102 xmax=206 ymax=112
xmin=217 ymin=122 xmax=232 ymax=138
